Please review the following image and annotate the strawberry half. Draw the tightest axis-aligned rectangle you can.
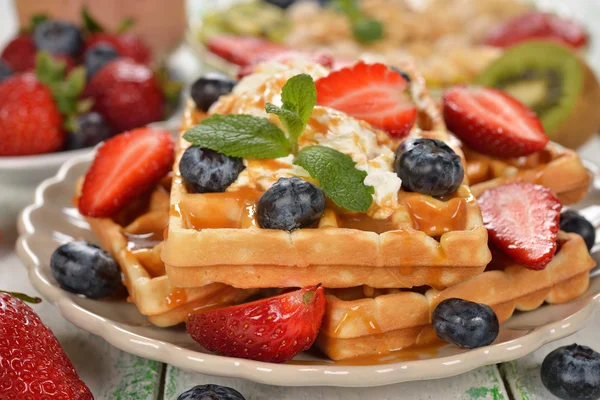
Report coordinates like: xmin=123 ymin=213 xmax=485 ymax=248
xmin=187 ymin=285 xmax=326 ymax=363
xmin=315 ymin=62 xmax=416 ymax=137
xmin=78 ymin=127 xmax=174 ymax=218
xmin=484 ymin=12 xmax=588 ymax=49
xmin=443 ymin=86 xmax=548 ymax=158
xmin=207 ymin=35 xmax=288 ymax=67
xmin=478 ymin=182 xmax=562 ymax=270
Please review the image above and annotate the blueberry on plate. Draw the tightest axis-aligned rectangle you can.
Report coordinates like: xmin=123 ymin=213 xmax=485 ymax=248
xmin=178 ymin=384 xmax=245 ymax=400
xmin=50 ymin=241 xmax=122 ymax=299
xmin=180 ymin=146 xmax=245 ymax=193
xmin=541 ymin=344 xmax=600 ymax=400
xmin=190 ymin=73 xmax=237 ymax=112
xmin=66 ymin=112 xmax=114 ymax=150
xmin=560 ymin=210 xmax=596 ymax=251
xmin=257 ymin=177 xmax=326 ymax=231
xmin=394 ymin=138 xmax=464 ymax=197
xmin=432 ymin=298 xmax=499 ymax=349
xmin=33 ymin=20 xmax=83 ymax=57
xmin=0 ymin=60 xmax=13 ymax=82
xmin=264 ymin=0 xmax=297 ymax=9
xmin=84 ymin=43 xmax=120 ymax=79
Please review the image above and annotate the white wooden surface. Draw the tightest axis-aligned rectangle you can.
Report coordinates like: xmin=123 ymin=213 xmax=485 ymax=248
xmin=1 ymin=0 xmax=600 ymax=398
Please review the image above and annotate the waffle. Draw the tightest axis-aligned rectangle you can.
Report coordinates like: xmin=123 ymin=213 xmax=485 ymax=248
xmin=464 ymin=143 xmax=590 ymax=204
xmin=79 ymin=179 xmax=256 ymax=327
xmin=316 ymin=232 xmax=595 ymax=360
xmin=162 ymin=62 xmax=491 ymax=290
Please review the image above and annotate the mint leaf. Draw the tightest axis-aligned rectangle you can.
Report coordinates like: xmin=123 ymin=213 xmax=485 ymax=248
xmin=183 ymin=114 xmax=291 ymax=159
xmin=333 ymin=0 xmax=383 ymax=43
xmin=294 ymin=146 xmax=374 ymax=213
xmin=266 ymin=74 xmax=316 ymax=151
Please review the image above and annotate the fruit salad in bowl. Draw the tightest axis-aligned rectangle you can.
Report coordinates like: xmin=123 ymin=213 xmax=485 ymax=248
xmin=15 ymin=55 xmax=597 ymax=386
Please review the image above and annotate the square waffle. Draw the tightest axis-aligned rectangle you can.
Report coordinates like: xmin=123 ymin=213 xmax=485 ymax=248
xmin=162 ymin=63 xmax=491 ymax=290
xmin=464 ymin=143 xmax=591 ymax=204
xmin=79 ymin=178 xmax=256 ymax=327
xmin=316 ymin=232 xmax=596 ymax=360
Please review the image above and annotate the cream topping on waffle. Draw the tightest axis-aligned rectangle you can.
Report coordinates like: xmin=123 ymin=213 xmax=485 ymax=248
xmin=210 ymin=60 xmax=403 ymax=219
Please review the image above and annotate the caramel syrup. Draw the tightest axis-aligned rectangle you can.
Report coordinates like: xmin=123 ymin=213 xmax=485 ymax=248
xmin=337 ymin=213 xmax=397 ymax=234
xmin=166 ymin=287 xmax=188 ymax=309
xmin=333 ymin=305 xmax=382 ymax=336
xmin=404 ymin=195 xmax=467 ymax=236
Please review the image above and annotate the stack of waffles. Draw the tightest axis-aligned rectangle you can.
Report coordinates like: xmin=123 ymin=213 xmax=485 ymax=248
xmin=84 ymin=61 xmax=595 ymax=361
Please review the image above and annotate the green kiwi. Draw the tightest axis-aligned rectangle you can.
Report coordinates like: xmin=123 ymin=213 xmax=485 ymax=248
xmin=199 ymin=1 xmax=290 ymax=44
xmin=478 ymin=41 xmax=600 ymax=149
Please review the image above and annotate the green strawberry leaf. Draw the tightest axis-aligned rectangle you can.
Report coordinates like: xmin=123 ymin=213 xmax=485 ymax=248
xmin=82 ymin=7 xmax=105 ymax=33
xmin=117 ymin=18 xmax=136 ymax=34
xmin=183 ymin=114 xmax=292 ymax=159
xmin=294 ymin=145 xmax=374 ymax=213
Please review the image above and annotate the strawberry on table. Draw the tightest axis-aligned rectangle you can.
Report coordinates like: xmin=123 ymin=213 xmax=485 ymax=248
xmin=315 ymin=62 xmax=417 ymax=138
xmin=207 ymin=35 xmax=288 ymax=67
xmin=0 ymin=292 xmax=93 ymax=399
xmin=443 ymin=86 xmax=549 ymax=158
xmin=478 ymin=182 xmax=562 ymax=270
xmin=83 ymin=59 xmax=165 ymax=132
xmin=484 ymin=12 xmax=588 ymax=49
xmin=0 ymin=34 xmax=37 ymax=72
xmin=187 ymin=285 xmax=326 ymax=363
xmin=78 ymin=127 xmax=174 ymax=218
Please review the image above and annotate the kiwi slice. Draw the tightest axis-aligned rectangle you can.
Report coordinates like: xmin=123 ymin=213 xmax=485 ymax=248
xmin=478 ymin=41 xmax=600 ymax=149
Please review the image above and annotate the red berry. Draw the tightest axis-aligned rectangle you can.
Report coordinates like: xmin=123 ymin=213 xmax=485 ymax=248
xmin=443 ymin=86 xmax=548 ymax=158
xmin=316 ymin=62 xmax=416 ymax=137
xmin=78 ymin=127 xmax=174 ymax=218
xmin=479 ymin=182 xmax=562 ymax=270
xmin=0 ymin=34 xmax=37 ymax=72
xmin=85 ymin=32 xmax=151 ymax=64
xmin=484 ymin=12 xmax=588 ymax=48
xmin=0 ymin=293 xmax=93 ymax=399
xmin=207 ymin=35 xmax=288 ymax=67
xmin=83 ymin=58 xmax=164 ymax=132
xmin=0 ymin=73 xmax=65 ymax=156
xmin=187 ymin=286 xmax=326 ymax=363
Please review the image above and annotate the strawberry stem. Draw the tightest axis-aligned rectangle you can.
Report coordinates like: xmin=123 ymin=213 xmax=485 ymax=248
xmin=0 ymin=290 xmax=42 ymax=304
xmin=302 ymin=290 xmax=315 ymax=304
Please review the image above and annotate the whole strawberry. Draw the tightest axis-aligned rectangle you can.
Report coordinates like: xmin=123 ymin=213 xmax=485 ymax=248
xmin=0 ymin=292 xmax=93 ymax=399
xmin=83 ymin=59 xmax=164 ymax=132
xmin=0 ymin=73 xmax=64 ymax=155
xmin=0 ymin=34 xmax=37 ymax=72
xmin=187 ymin=285 xmax=326 ymax=363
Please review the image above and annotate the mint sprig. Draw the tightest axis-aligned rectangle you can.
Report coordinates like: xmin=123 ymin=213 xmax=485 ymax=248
xmin=295 ymin=146 xmax=374 ymax=213
xmin=333 ymin=0 xmax=383 ymax=43
xmin=266 ymin=73 xmax=316 ymax=152
xmin=183 ymin=73 xmax=375 ymax=212
xmin=183 ymin=114 xmax=291 ymax=159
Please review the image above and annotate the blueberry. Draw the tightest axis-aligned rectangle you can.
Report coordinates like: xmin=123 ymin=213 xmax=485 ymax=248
xmin=257 ymin=177 xmax=326 ymax=231
xmin=432 ymin=298 xmax=499 ymax=349
xmin=541 ymin=344 xmax=600 ymax=400
xmin=50 ymin=241 xmax=122 ymax=299
xmin=180 ymin=147 xmax=244 ymax=193
xmin=264 ymin=0 xmax=297 ymax=8
xmin=190 ymin=73 xmax=236 ymax=112
xmin=560 ymin=210 xmax=596 ymax=251
xmin=34 ymin=20 xmax=83 ymax=57
xmin=0 ymin=60 xmax=13 ymax=82
xmin=178 ymin=384 xmax=246 ymax=400
xmin=66 ymin=112 xmax=114 ymax=150
xmin=84 ymin=43 xmax=119 ymax=79
xmin=394 ymin=138 xmax=464 ymax=197
xmin=391 ymin=66 xmax=411 ymax=83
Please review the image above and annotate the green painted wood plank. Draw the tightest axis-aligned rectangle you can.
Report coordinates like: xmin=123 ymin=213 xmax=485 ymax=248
xmin=163 ymin=364 xmax=508 ymax=400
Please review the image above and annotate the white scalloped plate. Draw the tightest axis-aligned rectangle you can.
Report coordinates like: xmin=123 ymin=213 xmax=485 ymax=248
xmin=15 ymin=151 xmax=600 ymax=387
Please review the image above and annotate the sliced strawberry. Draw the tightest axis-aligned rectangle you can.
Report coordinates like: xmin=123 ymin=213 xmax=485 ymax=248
xmin=315 ymin=62 xmax=416 ymax=137
xmin=443 ymin=86 xmax=548 ymax=158
xmin=206 ymin=35 xmax=288 ymax=67
xmin=479 ymin=182 xmax=562 ymax=270
xmin=187 ymin=285 xmax=326 ymax=363
xmin=484 ymin=12 xmax=588 ymax=49
xmin=236 ymin=50 xmax=334 ymax=79
xmin=78 ymin=127 xmax=174 ymax=218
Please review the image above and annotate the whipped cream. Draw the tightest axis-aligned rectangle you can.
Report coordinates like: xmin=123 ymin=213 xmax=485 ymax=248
xmin=211 ymin=60 xmax=403 ymax=219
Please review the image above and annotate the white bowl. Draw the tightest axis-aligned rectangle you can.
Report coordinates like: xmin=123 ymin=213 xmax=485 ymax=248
xmin=15 ymin=150 xmax=600 ymax=387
